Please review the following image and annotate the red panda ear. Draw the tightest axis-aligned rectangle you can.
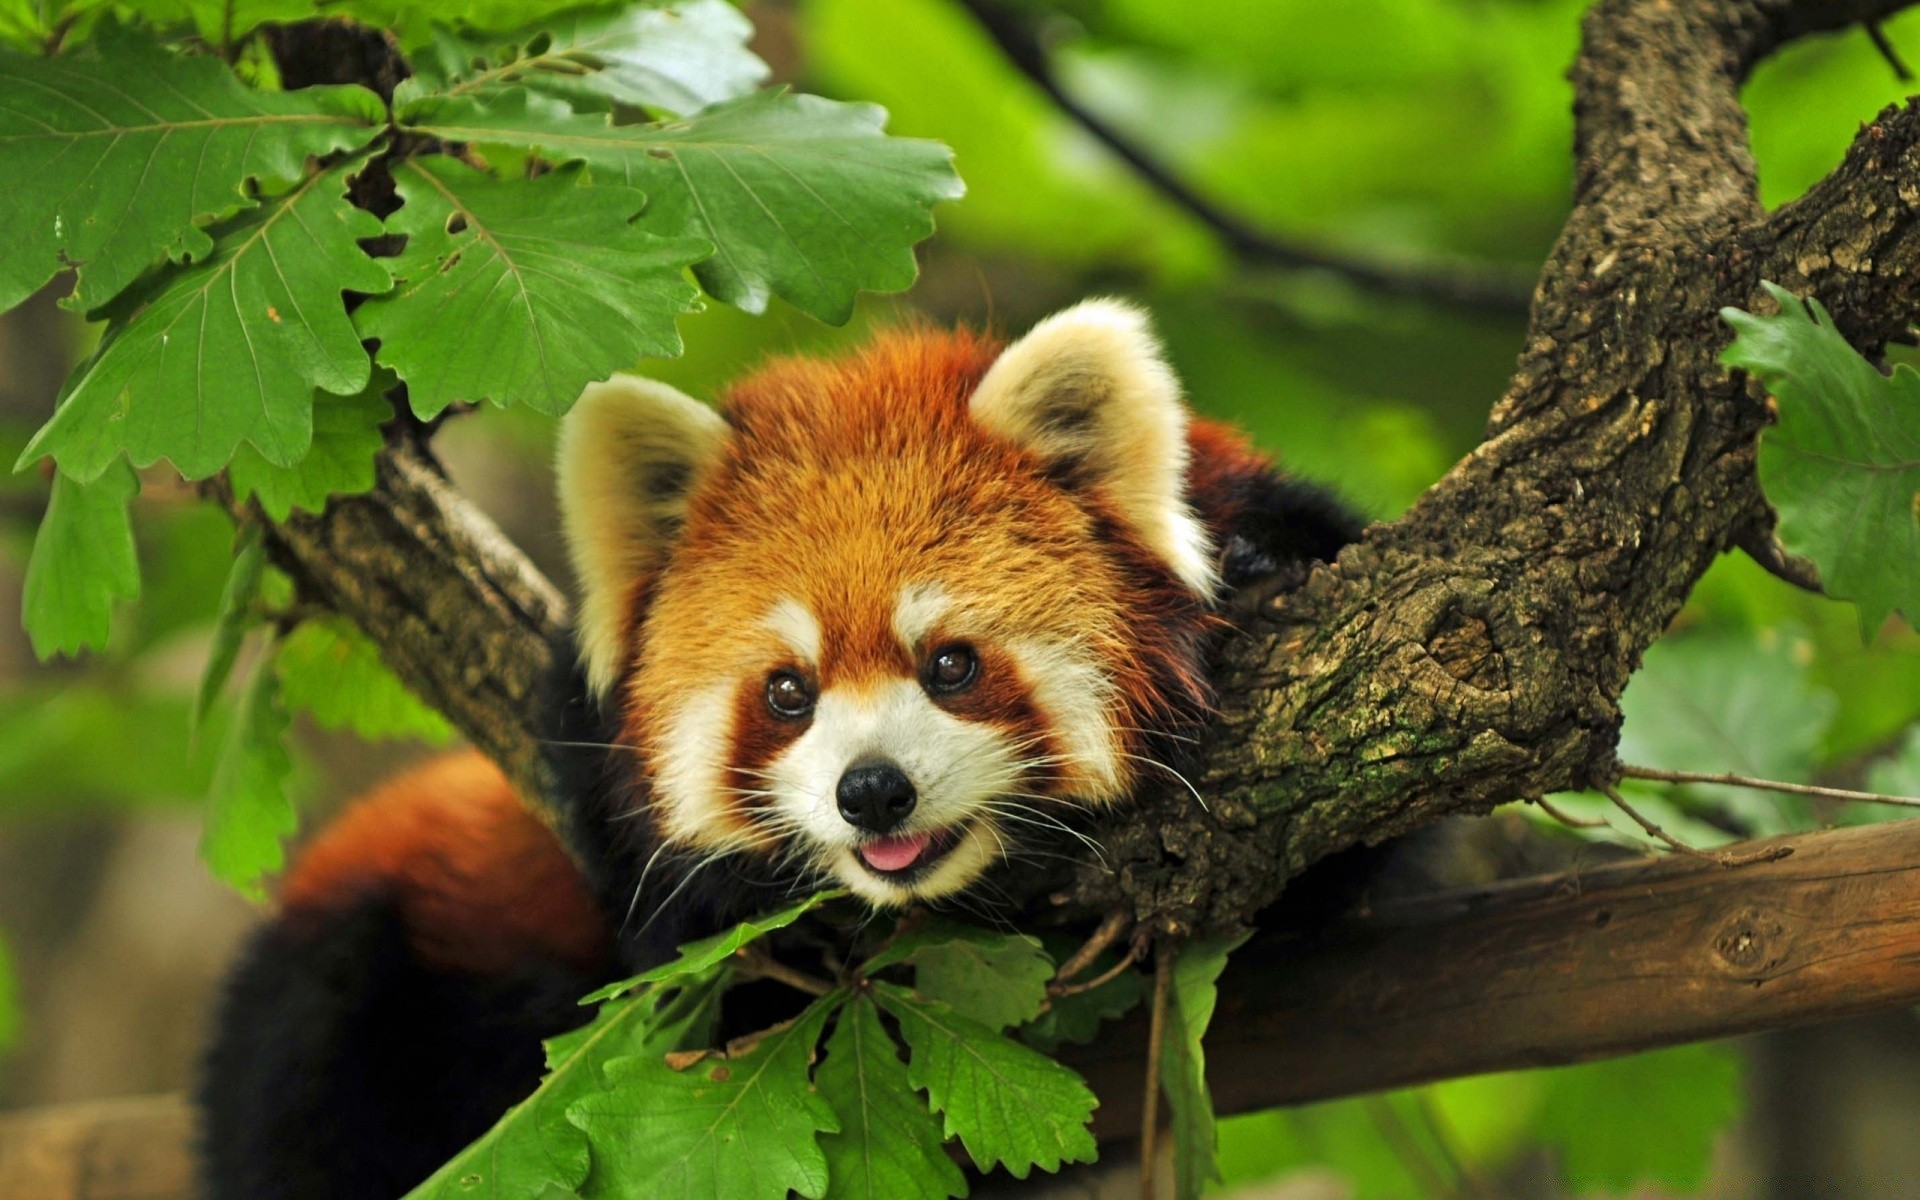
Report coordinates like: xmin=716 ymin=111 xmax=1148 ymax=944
xmin=970 ymin=299 xmax=1218 ymax=597
xmin=557 ymin=374 xmax=730 ymax=699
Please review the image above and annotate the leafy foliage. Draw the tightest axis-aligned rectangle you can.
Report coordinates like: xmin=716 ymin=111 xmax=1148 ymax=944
xmin=21 ymin=161 xmax=393 ymax=482
xmin=228 ymin=372 xmax=392 ymax=520
xmin=874 ymin=980 xmax=1099 ymax=1178
xmin=275 ymin=616 xmax=454 ymax=743
xmin=199 ymin=647 xmax=296 ymax=897
xmin=1723 ymin=282 xmax=1920 ymax=636
xmin=411 ymin=0 xmax=767 ymax=115
xmin=399 ymin=88 xmax=965 ymax=321
xmin=193 ymin=526 xmax=267 ymax=733
xmin=1162 ymin=933 xmax=1247 ymax=1200
xmin=865 ymin=917 xmax=1052 ymax=1030
xmin=21 ymin=462 xmax=139 ymax=659
xmin=585 ymin=890 xmax=840 ymax=1004
xmin=405 ymin=971 xmax=727 ymax=1200
xmin=356 ymin=158 xmax=705 ymax=417
xmin=573 ymin=999 xmax=842 ymax=1200
xmin=816 ymin=994 xmax=969 ymax=1200
xmin=0 ymin=31 xmax=383 ymax=314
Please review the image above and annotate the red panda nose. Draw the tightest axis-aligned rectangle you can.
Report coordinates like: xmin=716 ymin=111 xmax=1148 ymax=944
xmin=836 ymin=761 xmax=918 ymax=834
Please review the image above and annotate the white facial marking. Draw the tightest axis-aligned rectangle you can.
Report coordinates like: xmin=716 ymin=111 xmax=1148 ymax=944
xmin=762 ymin=678 xmax=1026 ymax=904
xmin=1007 ymin=637 xmax=1126 ymax=801
xmin=652 ymin=680 xmax=741 ymax=848
xmin=891 ymin=582 xmax=952 ymax=653
xmin=761 ymin=597 xmax=822 ymax=665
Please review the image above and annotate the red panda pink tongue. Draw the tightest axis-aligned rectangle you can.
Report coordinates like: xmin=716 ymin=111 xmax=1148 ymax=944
xmin=859 ymin=832 xmax=932 ymax=873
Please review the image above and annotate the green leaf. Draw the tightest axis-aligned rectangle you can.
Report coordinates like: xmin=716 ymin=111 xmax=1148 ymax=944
xmin=0 ymin=31 xmax=383 ymax=314
xmin=405 ymin=971 xmax=727 ymax=1200
xmin=400 ymin=87 xmax=964 ymax=321
xmin=229 ymin=371 xmax=392 ymax=520
xmin=816 ymin=992 xmax=967 ymax=1200
xmin=584 ymin=890 xmax=841 ymax=1004
xmin=1162 ymin=933 xmax=1248 ymax=1200
xmin=275 ymin=615 xmax=453 ymax=743
xmin=21 ymin=460 xmax=139 ymax=659
xmin=893 ymin=921 xmax=1052 ymax=1031
xmin=355 ymin=157 xmax=704 ymax=418
xmin=570 ymin=994 xmax=841 ymax=1200
xmin=1616 ymin=625 xmax=1836 ymax=835
xmin=19 ymin=161 xmax=393 ymax=482
xmin=1721 ymin=282 xmax=1920 ymax=636
xmin=200 ymin=649 xmax=296 ymax=898
xmin=873 ymin=981 xmax=1097 ymax=1178
xmin=413 ymin=0 xmax=767 ymax=116
xmin=1535 ymin=1043 xmax=1744 ymax=1193
xmin=194 ymin=526 xmax=267 ymax=734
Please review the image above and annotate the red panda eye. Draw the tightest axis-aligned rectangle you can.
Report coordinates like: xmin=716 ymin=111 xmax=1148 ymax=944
xmin=766 ymin=670 xmax=814 ymax=718
xmin=925 ymin=645 xmax=978 ymax=694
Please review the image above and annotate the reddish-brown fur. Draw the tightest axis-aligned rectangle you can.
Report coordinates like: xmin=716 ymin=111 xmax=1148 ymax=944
xmin=279 ymin=752 xmax=609 ymax=975
xmin=618 ymin=327 xmax=1219 ymax=836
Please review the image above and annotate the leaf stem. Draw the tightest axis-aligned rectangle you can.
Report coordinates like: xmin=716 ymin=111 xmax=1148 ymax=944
xmin=1139 ymin=943 xmax=1173 ymax=1200
xmin=1617 ymin=763 xmax=1920 ymax=809
xmin=736 ymin=948 xmax=834 ymax=998
xmin=1051 ymin=908 xmax=1130 ymax=988
xmin=1050 ymin=941 xmax=1142 ymax=999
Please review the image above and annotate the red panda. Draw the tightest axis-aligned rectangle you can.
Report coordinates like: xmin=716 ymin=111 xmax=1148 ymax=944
xmin=197 ymin=300 xmax=1360 ymax=1200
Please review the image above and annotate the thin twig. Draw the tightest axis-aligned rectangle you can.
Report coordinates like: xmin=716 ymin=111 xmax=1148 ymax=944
xmin=1618 ymin=764 xmax=1920 ymax=810
xmin=1866 ymin=19 xmax=1914 ymax=81
xmin=956 ymin=0 xmax=1534 ymax=316
xmin=736 ymin=948 xmax=835 ymax=998
xmin=1733 ymin=522 xmax=1824 ymax=593
xmin=1139 ymin=944 xmax=1173 ymax=1200
xmin=1052 ymin=908 xmax=1131 ymax=986
xmin=1534 ymin=794 xmax=1610 ymax=829
xmin=1599 ymin=783 xmax=1791 ymax=867
xmin=1051 ymin=941 xmax=1143 ymax=999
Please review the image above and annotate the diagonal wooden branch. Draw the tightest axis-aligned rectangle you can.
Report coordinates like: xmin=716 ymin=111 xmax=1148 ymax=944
xmin=1080 ymin=0 xmax=1920 ymax=933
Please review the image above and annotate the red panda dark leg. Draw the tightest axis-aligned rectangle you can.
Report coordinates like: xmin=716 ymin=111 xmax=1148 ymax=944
xmin=198 ymin=752 xmax=614 ymax=1200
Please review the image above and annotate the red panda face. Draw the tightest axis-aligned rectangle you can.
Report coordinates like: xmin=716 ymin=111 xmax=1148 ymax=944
xmin=558 ymin=301 xmax=1219 ymax=907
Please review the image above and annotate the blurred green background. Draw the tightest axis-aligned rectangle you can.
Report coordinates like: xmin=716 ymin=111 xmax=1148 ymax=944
xmin=3 ymin=1 xmax=1920 ymax=1196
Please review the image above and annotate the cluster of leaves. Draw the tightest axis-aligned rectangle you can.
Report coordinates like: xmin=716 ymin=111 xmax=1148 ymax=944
xmin=400 ymin=897 xmax=1235 ymax=1200
xmin=0 ymin=0 xmax=960 ymax=888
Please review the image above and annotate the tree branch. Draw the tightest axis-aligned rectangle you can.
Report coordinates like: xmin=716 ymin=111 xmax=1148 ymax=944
xmin=1079 ymin=0 xmax=1920 ymax=933
xmin=954 ymin=0 xmax=1536 ymax=317
xmin=25 ymin=816 xmax=1920 ymax=1192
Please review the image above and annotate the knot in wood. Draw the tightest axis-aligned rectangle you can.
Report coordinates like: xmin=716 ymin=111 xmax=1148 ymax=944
xmin=1712 ymin=906 xmax=1790 ymax=980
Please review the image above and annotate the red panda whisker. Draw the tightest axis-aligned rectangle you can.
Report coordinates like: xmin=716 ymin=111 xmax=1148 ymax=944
xmin=974 ymin=800 xmax=1108 ymax=863
xmin=541 ymin=737 xmax=647 ymax=754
